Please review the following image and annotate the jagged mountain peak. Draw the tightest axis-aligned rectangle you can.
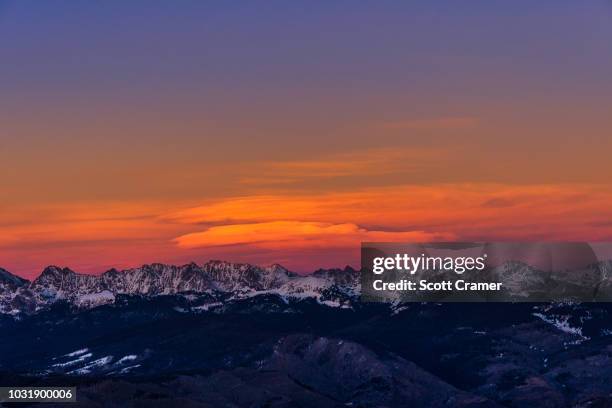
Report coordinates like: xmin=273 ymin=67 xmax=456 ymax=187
xmin=0 ymin=267 xmax=29 ymax=288
xmin=113 ymin=262 xmax=209 ymax=278
xmin=264 ymin=263 xmax=299 ymax=278
xmin=33 ymin=266 xmax=80 ymax=285
xmin=313 ymin=265 xmax=358 ymax=274
xmin=312 ymin=266 xmax=359 ymax=286
xmin=99 ymin=262 xmax=218 ymax=295
xmin=200 ymin=260 xmax=293 ymax=292
xmin=41 ymin=265 xmax=75 ymax=275
xmin=31 ymin=266 xmax=100 ymax=299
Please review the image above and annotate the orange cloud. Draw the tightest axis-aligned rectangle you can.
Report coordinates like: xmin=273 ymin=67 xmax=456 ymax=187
xmin=239 ymin=147 xmax=450 ymax=185
xmin=165 ymin=184 xmax=612 ymax=241
xmin=175 ymin=221 xmax=454 ymax=250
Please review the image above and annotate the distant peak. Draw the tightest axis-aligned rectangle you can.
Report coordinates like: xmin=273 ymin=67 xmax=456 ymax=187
xmin=0 ymin=267 xmax=29 ymax=287
xmin=184 ymin=261 xmax=200 ymax=268
xmin=41 ymin=265 xmax=75 ymax=276
xmin=29 ymin=266 xmax=78 ymax=287
xmin=102 ymin=268 xmax=121 ymax=277
xmin=266 ymin=263 xmax=289 ymax=273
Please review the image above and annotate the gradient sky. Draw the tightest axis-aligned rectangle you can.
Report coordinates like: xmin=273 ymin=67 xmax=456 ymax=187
xmin=2 ymin=1 xmax=612 ymax=278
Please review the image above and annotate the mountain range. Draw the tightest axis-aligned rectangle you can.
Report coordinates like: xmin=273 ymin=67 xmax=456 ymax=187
xmin=0 ymin=261 xmax=359 ymax=315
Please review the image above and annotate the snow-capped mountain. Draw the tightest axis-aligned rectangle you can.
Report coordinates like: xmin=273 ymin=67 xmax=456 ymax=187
xmin=0 ymin=261 xmax=359 ymax=315
xmin=2 ymin=259 xmax=610 ymax=315
xmin=0 ymin=267 xmax=37 ymax=315
xmin=200 ymin=261 xmax=294 ymax=292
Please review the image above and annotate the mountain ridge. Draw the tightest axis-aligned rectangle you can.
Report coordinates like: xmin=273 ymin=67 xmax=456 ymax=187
xmin=0 ymin=261 xmax=359 ymax=315
xmin=2 ymin=259 xmax=611 ymax=315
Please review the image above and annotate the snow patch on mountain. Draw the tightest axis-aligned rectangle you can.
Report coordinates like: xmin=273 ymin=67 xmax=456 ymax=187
xmin=68 ymin=356 xmax=113 ymax=375
xmin=116 ymin=355 xmax=138 ymax=365
xmin=65 ymin=348 xmax=89 ymax=357
xmin=532 ymin=312 xmax=587 ymax=339
xmin=52 ymin=353 xmax=93 ymax=368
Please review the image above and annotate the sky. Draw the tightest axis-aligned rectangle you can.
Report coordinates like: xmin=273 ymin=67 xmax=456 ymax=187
xmin=2 ymin=1 xmax=612 ymax=279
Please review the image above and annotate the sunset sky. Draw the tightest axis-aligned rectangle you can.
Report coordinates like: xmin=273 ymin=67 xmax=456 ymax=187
xmin=2 ymin=1 xmax=612 ymax=279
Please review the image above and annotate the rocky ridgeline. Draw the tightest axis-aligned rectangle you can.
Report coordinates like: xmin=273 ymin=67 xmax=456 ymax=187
xmin=2 ymin=259 xmax=612 ymax=315
xmin=0 ymin=262 xmax=359 ymax=315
